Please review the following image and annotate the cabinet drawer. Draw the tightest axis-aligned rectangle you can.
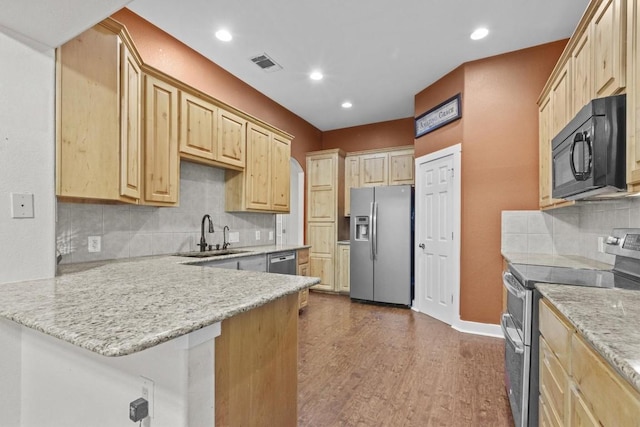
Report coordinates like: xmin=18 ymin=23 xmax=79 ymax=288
xmin=539 ymin=337 xmax=568 ymax=424
xmin=571 ymin=334 xmax=640 ymax=426
xmin=539 ymin=299 xmax=572 ymax=368
xmin=297 ymin=248 xmax=309 ymax=265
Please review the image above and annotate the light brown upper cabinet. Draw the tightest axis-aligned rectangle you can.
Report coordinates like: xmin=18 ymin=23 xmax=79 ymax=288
xmin=593 ymin=0 xmax=626 ymax=97
xmin=627 ymin=0 xmax=640 ymax=190
xmin=178 ymin=91 xmax=246 ymax=171
xmin=225 ymin=122 xmax=292 ymax=213
xmin=551 ymin=60 xmax=573 ymax=137
xmin=143 ymin=74 xmax=179 ymax=206
xmin=343 ymin=146 xmax=414 ymax=216
xmin=359 ymin=152 xmax=388 ymax=187
xmin=539 ymin=95 xmax=553 ymax=209
xmin=56 ymin=20 xmax=142 ymax=203
xmin=572 ymin=29 xmax=593 ymax=114
xmin=344 ymin=155 xmax=360 ymax=217
xmin=388 ymin=148 xmax=415 ymax=185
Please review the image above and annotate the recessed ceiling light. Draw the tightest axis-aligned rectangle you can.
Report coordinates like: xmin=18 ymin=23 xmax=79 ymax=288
xmin=310 ymin=71 xmax=323 ymax=81
xmin=342 ymin=101 xmax=353 ymax=109
xmin=215 ymin=29 xmax=232 ymax=42
xmin=470 ymin=27 xmax=489 ymax=40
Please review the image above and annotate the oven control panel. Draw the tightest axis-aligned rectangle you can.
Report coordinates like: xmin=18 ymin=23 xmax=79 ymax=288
xmin=605 ymin=228 xmax=640 ymax=259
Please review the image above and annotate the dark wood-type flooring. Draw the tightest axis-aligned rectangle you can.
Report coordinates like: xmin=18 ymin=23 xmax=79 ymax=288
xmin=298 ymin=292 xmax=513 ymax=427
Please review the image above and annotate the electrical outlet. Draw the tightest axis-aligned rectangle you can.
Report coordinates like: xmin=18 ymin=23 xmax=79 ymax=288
xmin=10 ymin=192 xmax=34 ymax=218
xmin=141 ymin=376 xmax=154 ymax=419
xmin=228 ymin=231 xmax=240 ymax=243
xmin=269 ymin=231 xmax=274 ymax=241
xmin=87 ymin=236 xmax=101 ymax=253
xmin=255 ymin=230 xmax=261 ymax=240
xmin=598 ymin=236 xmax=605 ymax=253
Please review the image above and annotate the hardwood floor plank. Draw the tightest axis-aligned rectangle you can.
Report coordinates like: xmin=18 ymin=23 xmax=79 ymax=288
xmin=298 ymin=292 xmax=513 ymax=426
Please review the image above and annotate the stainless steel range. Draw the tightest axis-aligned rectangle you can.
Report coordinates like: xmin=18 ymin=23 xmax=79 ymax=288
xmin=502 ymin=228 xmax=640 ymax=427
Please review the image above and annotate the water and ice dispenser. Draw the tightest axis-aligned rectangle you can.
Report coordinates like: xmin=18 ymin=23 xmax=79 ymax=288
xmin=355 ymin=216 xmax=370 ymax=241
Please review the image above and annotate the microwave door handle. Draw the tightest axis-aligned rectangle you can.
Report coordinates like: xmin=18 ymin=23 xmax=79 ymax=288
xmin=569 ymin=131 xmax=591 ymax=181
xmin=584 ymin=130 xmax=593 ymax=177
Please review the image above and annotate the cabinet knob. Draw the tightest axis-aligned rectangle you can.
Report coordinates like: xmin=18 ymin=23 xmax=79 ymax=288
xmin=418 ymin=243 xmax=425 ymax=249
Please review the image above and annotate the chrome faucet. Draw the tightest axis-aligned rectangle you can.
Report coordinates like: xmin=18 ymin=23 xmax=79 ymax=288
xmin=222 ymin=225 xmax=230 ymax=249
xmin=199 ymin=214 xmax=214 ymax=252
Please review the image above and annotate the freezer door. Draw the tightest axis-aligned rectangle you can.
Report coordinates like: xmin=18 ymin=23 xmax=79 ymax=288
xmin=350 ymin=187 xmax=374 ymax=301
xmin=373 ymin=185 xmax=412 ymax=305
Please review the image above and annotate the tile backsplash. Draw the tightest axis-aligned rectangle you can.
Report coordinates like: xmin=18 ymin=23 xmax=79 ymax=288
xmin=56 ymin=161 xmax=276 ymax=264
xmin=502 ymin=198 xmax=640 ymax=265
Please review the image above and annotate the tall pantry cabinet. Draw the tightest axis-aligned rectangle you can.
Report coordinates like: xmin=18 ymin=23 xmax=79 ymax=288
xmin=306 ymin=149 xmax=349 ymax=291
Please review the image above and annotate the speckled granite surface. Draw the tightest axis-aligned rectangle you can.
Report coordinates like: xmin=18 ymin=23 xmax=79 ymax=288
xmin=537 ymin=284 xmax=640 ymax=393
xmin=0 ymin=248 xmax=319 ymax=357
xmin=502 ymin=252 xmax=613 ymax=270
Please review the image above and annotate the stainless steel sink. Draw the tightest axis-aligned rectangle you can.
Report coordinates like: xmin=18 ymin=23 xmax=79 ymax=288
xmin=175 ymin=249 xmax=249 ymax=258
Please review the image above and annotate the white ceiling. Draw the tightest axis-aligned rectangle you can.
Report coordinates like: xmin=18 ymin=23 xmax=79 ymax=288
xmin=0 ymin=0 xmax=590 ymax=131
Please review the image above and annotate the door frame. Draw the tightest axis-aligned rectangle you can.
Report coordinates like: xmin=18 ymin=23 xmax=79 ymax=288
xmin=414 ymin=143 xmax=461 ymax=327
xmin=276 ymin=158 xmax=304 ymax=245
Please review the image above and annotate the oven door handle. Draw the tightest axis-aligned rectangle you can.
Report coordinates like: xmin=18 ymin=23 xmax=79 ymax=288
xmin=500 ymin=313 xmax=525 ymax=354
xmin=502 ymin=271 xmax=526 ymax=299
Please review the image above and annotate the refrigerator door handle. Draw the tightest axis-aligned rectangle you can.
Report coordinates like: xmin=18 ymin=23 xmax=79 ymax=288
xmin=369 ymin=202 xmax=375 ymax=260
xmin=372 ymin=201 xmax=378 ymax=258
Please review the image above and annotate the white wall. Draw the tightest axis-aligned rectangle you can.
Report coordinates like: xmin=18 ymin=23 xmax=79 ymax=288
xmin=0 ymin=32 xmax=56 ymax=284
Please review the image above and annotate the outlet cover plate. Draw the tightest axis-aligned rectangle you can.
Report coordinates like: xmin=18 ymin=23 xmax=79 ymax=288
xmin=228 ymin=231 xmax=240 ymax=243
xmin=255 ymin=230 xmax=261 ymax=240
xmin=10 ymin=193 xmax=34 ymax=218
xmin=88 ymin=236 xmax=101 ymax=253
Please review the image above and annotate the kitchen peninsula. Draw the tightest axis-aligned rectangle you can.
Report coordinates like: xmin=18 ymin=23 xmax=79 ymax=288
xmin=0 ymin=250 xmax=318 ymax=427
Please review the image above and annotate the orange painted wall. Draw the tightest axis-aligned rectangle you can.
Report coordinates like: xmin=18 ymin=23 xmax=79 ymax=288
xmin=414 ymin=40 xmax=567 ymax=324
xmin=321 ymin=118 xmax=414 ymax=151
xmin=111 ymin=8 xmax=322 ymax=169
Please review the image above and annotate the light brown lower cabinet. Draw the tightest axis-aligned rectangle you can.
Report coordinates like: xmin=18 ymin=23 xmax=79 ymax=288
xmin=297 ymin=248 xmax=309 ymax=310
xmin=215 ymin=293 xmax=298 ymax=426
xmin=337 ymin=244 xmax=350 ymax=294
xmin=539 ymin=299 xmax=640 ymax=425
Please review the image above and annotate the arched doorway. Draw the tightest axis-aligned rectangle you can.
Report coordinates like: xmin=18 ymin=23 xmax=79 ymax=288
xmin=276 ymin=158 xmax=304 ymax=245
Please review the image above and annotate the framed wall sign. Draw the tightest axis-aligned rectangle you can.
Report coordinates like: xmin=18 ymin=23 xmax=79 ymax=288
xmin=415 ymin=93 xmax=462 ymax=138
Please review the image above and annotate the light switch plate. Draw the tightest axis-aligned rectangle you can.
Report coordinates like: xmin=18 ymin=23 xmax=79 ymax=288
xmin=255 ymin=231 xmax=261 ymax=240
xmin=269 ymin=231 xmax=274 ymax=241
xmin=228 ymin=232 xmax=240 ymax=243
xmin=11 ymin=193 xmax=34 ymax=218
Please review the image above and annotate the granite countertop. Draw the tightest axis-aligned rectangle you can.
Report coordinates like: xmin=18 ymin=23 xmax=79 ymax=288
xmin=0 ymin=245 xmax=319 ymax=357
xmin=537 ymin=284 xmax=640 ymax=394
xmin=502 ymin=252 xmax=612 ymax=270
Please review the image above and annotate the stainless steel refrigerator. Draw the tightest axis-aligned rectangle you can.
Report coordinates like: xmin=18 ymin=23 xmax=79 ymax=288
xmin=350 ymin=185 xmax=414 ymax=306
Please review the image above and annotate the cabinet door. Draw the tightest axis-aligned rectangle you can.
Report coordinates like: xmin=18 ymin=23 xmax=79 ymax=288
xmin=246 ymin=123 xmax=272 ymax=210
xmin=628 ymin=0 xmax=640 ymax=188
xmin=570 ymin=386 xmax=600 ymax=427
xmin=344 ymin=155 xmax=360 ymax=216
xmin=120 ymin=43 xmax=142 ymax=201
xmin=57 ymin=25 xmax=122 ymax=201
xmin=359 ymin=152 xmax=388 ymax=187
xmin=551 ymin=60 xmax=572 ymax=136
xmin=388 ymin=149 xmax=414 ymax=185
xmin=179 ymin=91 xmax=217 ymax=161
xmin=539 ymin=96 xmax=553 ymax=208
xmin=593 ymin=0 xmax=626 ymax=97
xmin=337 ymin=245 xmax=350 ymax=293
xmin=271 ymin=134 xmax=291 ymax=212
xmin=308 ymin=222 xmax=335 ymax=291
xmin=144 ymin=75 xmax=179 ymax=205
xmin=572 ymin=28 xmax=593 ymax=114
xmin=218 ymin=109 xmax=246 ymax=169
xmin=307 ymin=154 xmax=336 ymax=222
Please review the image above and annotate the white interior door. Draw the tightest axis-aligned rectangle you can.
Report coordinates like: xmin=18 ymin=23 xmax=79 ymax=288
xmin=415 ymin=145 xmax=460 ymax=325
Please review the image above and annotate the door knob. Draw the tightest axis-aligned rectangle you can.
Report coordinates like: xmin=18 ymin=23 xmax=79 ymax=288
xmin=418 ymin=243 xmax=425 ymax=249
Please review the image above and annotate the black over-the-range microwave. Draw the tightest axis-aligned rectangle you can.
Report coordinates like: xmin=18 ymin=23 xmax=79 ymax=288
xmin=552 ymin=94 xmax=626 ymax=201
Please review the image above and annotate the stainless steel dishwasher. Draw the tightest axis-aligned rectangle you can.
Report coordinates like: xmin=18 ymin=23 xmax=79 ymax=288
xmin=267 ymin=251 xmax=297 ymax=275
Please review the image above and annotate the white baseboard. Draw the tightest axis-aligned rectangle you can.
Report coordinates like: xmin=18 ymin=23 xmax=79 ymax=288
xmin=453 ymin=319 xmax=503 ymax=339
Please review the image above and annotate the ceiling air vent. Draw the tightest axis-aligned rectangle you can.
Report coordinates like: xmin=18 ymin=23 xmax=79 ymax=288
xmin=250 ymin=53 xmax=282 ymax=72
